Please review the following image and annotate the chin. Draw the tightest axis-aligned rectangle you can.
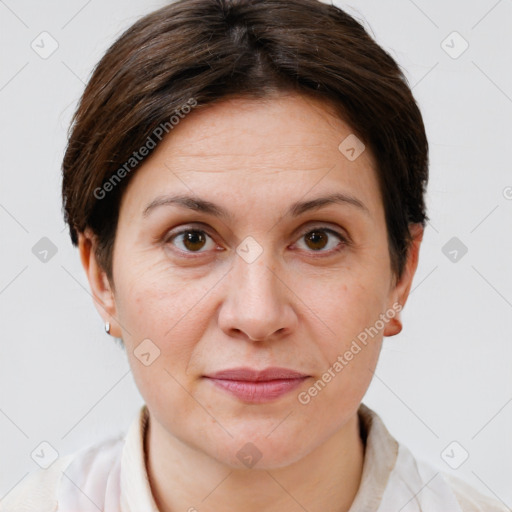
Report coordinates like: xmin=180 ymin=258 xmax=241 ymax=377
xmin=206 ymin=430 xmax=314 ymax=470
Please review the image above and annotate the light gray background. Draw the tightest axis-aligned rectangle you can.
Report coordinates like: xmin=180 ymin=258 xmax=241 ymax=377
xmin=1 ymin=0 xmax=511 ymax=507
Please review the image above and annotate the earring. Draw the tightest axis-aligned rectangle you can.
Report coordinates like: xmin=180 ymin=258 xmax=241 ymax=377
xmin=105 ymin=321 xmax=111 ymax=335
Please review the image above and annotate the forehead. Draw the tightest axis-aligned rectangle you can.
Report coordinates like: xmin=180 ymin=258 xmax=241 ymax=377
xmin=118 ymin=92 xmax=381 ymax=220
xmin=155 ymin=93 xmax=370 ymax=164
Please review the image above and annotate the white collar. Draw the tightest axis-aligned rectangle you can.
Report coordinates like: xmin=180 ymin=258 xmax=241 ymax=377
xmin=56 ymin=402 xmax=465 ymax=512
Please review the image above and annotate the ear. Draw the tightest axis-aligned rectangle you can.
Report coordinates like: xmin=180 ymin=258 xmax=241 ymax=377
xmin=78 ymin=228 xmax=121 ymax=338
xmin=383 ymin=223 xmax=424 ymax=337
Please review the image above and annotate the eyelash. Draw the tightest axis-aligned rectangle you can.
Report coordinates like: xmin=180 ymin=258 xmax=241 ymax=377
xmin=163 ymin=224 xmax=349 ymax=257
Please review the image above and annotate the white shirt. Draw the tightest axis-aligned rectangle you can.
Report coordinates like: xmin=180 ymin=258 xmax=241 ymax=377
xmin=1 ymin=403 xmax=507 ymax=512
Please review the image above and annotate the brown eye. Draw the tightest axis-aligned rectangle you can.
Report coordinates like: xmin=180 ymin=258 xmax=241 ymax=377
xmin=296 ymin=228 xmax=347 ymax=254
xmin=168 ymin=229 xmax=214 ymax=253
xmin=304 ymin=230 xmax=329 ymax=250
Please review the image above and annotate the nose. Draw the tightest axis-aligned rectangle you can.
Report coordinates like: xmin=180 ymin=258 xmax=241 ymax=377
xmin=217 ymin=249 xmax=298 ymax=342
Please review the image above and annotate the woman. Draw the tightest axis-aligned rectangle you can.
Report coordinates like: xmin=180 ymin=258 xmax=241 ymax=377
xmin=1 ymin=0 xmax=507 ymax=511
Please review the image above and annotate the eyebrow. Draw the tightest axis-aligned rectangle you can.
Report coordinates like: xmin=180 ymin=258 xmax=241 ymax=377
xmin=142 ymin=192 xmax=370 ymax=220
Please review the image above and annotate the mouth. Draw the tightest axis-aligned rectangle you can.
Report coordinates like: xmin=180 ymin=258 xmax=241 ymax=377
xmin=203 ymin=367 xmax=310 ymax=404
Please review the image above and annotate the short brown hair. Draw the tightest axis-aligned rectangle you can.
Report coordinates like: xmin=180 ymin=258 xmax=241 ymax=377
xmin=62 ymin=0 xmax=429 ymax=285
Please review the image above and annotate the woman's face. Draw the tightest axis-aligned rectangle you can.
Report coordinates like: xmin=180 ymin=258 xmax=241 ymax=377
xmin=81 ymin=93 xmax=420 ymax=468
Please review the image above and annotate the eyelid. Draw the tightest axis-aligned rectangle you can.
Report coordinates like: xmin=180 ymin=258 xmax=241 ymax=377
xmin=297 ymin=223 xmax=349 ymax=241
xmin=164 ymin=222 xmax=348 ymax=242
xmin=163 ymin=222 xmax=216 ymax=242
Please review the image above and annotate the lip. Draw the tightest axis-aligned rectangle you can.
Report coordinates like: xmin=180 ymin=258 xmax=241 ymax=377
xmin=203 ymin=367 xmax=309 ymax=403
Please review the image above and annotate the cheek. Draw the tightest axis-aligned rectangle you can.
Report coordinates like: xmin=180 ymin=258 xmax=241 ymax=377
xmin=300 ymin=269 xmax=388 ymax=402
xmin=114 ymin=256 xmax=203 ymax=335
xmin=292 ymin=281 xmax=384 ymax=439
xmin=113 ymin=267 xmax=207 ymax=419
xmin=113 ymin=259 xmax=220 ymax=383
xmin=307 ymin=267 xmax=391 ymax=338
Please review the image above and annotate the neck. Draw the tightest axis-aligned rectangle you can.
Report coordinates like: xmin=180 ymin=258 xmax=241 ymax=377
xmin=145 ymin=411 xmax=365 ymax=512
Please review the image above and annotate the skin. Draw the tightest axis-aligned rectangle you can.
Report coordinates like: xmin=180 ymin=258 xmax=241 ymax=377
xmin=79 ymin=92 xmax=423 ymax=512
